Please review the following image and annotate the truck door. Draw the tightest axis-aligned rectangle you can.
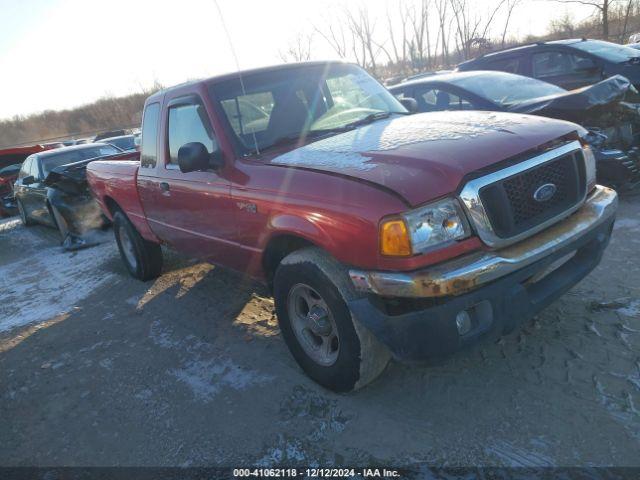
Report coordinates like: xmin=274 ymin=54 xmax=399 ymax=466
xmin=141 ymin=94 xmax=236 ymax=263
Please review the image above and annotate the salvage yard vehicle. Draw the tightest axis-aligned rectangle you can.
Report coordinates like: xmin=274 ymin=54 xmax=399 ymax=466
xmin=0 ymin=144 xmax=59 ymax=216
xmin=390 ymin=71 xmax=640 ymax=190
xmin=86 ymin=61 xmax=618 ymax=392
xmin=458 ymin=39 xmax=640 ymax=91
xmin=14 ymin=143 xmax=134 ymax=249
xmin=0 ymin=164 xmax=21 ymax=217
xmin=100 ymin=134 xmax=137 ymax=152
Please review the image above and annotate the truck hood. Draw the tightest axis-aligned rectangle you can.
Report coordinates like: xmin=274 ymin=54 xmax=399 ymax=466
xmin=270 ymin=111 xmax=580 ymax=206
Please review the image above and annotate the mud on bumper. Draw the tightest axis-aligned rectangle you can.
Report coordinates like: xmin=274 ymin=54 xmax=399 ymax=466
xmin=347 ymin=186 xmax=617 ymax=361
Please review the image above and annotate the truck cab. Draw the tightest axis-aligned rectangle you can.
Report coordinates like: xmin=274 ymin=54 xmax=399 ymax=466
xmin=87 ymin=61 xmax=618 ymax=392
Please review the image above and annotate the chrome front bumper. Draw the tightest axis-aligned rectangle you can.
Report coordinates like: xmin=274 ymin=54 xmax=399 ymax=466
xmin=349 ymin=185 xmax=618 ymax=298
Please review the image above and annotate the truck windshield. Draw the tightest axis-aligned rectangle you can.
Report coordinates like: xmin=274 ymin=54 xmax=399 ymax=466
xmin=449 ymin=71 xmax=566 ymax=107
xmin=209 ymin=63 xmax=407 ymax=155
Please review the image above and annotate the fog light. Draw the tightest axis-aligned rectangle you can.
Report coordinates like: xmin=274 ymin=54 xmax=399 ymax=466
xmin=455 ymin=310 xmax=472 ymax=335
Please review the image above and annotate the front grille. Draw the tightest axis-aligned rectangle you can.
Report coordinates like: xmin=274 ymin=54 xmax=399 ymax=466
xmin=479 ymin=151 xmax=586 ymax=239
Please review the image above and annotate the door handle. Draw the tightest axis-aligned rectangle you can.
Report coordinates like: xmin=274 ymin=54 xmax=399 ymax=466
xmin=159 ymin=182 xmax=171 ymax=196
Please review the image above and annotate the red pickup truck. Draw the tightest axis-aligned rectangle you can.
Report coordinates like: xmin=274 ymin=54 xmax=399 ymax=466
xmin=87 ymin=61 xmax=618 ymax=392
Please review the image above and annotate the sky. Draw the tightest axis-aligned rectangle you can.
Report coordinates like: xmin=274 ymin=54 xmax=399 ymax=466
xmin=0 ymin=0 xmax=597 ymax=120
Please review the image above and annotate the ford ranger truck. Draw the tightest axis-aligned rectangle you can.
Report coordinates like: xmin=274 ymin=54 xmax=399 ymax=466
xmin=86 ymin=61 xmax=618 ymax=392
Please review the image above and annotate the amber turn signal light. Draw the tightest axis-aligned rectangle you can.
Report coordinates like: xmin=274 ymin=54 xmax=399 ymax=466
xmin=380 ymin=219 xmax=412 ymax=256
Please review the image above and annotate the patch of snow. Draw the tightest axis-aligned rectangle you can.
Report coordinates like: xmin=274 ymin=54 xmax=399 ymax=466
xmin=149 ymin=320 xmax=182 ymax=349
xmin=0 ymin=218 xmax=21 ymax=233
xmin=272 ymin=112 xmax=526 ymax=171
xmin=134 ymin=388 xmax=153 ymax=401
xmin=617 ymin=299 xmax=640 ymax=317
xmin=486 ymin=440 xmax=555 ymax=467
xmin=614 ymin=218 xmax=640 ymax=231
xmin=171 ymin=358 xmax=271 ymax=401
xmin=0 ymin=223 xmax=118 ymax=333
xmin=256 ymin=437 xmax=307 ymax=467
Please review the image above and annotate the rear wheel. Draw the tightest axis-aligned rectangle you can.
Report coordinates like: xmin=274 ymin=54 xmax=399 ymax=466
xmin=16 ymin=199 xmax=34 ymax=226
xmin=113 ymin=211 xmax=163 ymax=281
xmin=273 ymin=247 xmax=390 ymax=392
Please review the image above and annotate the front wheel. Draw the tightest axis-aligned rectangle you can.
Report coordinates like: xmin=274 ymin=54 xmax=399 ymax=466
xmin=273 ymin=247 xmax=390 ymax=392
xmin=113 ymin=211 xmax=163 ymax=281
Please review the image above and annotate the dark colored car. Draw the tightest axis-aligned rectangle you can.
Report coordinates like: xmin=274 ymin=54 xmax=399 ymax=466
xmin=458 ymin=39 xmax=640 ymax=91
xmin=94 ymin=130 xmax=127 ymax=141
xmin=86 ymin=61 xmax=616 ymax=392
xmin=390 ymin=70 xmax=640 ymax=190
xmin=0 ymin=144 xmax=57 ymax=216
xmin=13 ymin=143 xmax=124 ymax=249
xmin=100 ymin=134 xmax=136 ymax=151
xmin=0 ymin=164 xmax=21 ymax=216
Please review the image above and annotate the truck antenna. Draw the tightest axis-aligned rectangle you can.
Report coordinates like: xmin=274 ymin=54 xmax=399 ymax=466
xmin=212 ymin=0 xmax=260 ymax=155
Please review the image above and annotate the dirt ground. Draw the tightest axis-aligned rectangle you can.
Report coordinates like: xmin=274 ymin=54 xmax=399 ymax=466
xmin=0 ymin=196 xmax=639 ymax=468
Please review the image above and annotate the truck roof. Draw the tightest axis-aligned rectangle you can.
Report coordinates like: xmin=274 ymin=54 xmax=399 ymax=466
xmin=146 ymin=61 xmax=350 ymax=103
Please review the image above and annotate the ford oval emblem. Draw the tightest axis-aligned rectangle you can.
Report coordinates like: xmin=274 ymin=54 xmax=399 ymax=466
xmin=533 ymin=183 xmax=557 ymax=202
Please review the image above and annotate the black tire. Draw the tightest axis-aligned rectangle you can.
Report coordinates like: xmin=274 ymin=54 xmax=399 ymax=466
xmin=16 ymin=198 xmax=34 ymax=226
xmin=273 ymin=247 xmax=390 ymax=392
xmin=113 ymin=211 xmax=163 ymax=281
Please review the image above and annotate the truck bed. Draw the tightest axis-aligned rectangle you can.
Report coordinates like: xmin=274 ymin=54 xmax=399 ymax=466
xmin=86 ymin=158 xmax=159 ymax=243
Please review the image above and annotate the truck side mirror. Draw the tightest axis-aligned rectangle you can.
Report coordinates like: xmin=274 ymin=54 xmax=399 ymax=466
xmin=178 ymin=142 xmax=224 ymax=173
xmin=22 ymin=175 xmax=35 ymax=185
xmin=399 ymin=97 xmax=418 ymax=113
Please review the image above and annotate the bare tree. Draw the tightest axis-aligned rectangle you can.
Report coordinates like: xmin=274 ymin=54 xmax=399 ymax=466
xmin=552 ymin=0 xmax=620 ymax=39
xmin=619 ymin=0 xmax=634 ymax=41
xmin=345 ymin=5 xmax=381 ymax=74
xmin=278 ymin=33 xmax=314 ymax=63
xmin=449 ymin=0 xmax=506 ymax=60
xmin=501 ymin=0 xmax=521 ymax=47
xmin=403 ymin=0 xmax=433 ymax=69
xmin=313 ymin=18 xmax=349 ymax=58
xmin=435 ymin=0 xmax=451 ymax=66
xmin=549 ymin=11 xmax=577 ymax=37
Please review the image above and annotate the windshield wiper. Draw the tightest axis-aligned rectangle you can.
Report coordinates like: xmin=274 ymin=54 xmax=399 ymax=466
xmin=243 ymin=112 xmax=399 ymax=157
xmin=344 ymin=111 xmax=393 ymax=129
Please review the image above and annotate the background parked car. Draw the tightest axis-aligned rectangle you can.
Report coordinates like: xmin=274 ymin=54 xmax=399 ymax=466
xmin=0 ymin=164 xmax=21 ymax=217
xmin=13 ymin=143 xmax=123 ymax=249
xmin=390 ymin=70 xmax=640 ymax=190
xmin=99 ymin=134 xmax=136 ymax=152
xmin=94 ymin=129 xmax=127 ymax=141
xmin=458 ymin=39 xmax=640 ymax=91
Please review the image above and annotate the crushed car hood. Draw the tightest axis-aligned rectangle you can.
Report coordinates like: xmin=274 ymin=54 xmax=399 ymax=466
xmin=44 ymin=151 xmax=140 ymax=195
xmin=270 ymin=111 xmax=580 ymax=206
xmin=506 ymin=75 xmax=635 ymax=120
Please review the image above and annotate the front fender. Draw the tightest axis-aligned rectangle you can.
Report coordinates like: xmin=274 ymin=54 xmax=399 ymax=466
xmin=267 ymin=213 xmax=339 ymax=253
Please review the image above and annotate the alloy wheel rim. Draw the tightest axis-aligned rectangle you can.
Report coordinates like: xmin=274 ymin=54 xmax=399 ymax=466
xmin=287 ymin=283 xmax=340 ymax=366
xmin=118 ymin=226 xmax=137 ymax=270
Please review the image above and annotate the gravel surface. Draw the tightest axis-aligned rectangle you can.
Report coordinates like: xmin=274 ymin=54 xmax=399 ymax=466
xmin=0 ymin=197 xmax=639 ymax=467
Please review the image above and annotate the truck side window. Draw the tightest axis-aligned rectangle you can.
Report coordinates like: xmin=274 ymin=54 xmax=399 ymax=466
xmin=167 ymin=103 xmax=217 ymax=165
xmin=19 ymin=157 xmax=32 ymax=179
xmin=140 ymin=103 xmax=160 ymax=169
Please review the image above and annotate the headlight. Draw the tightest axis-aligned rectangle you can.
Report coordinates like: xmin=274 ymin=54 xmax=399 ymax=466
xmin=582 ymin=144 xmax=597 ymax=192
xmin=380 ymin=198 xmax=470 ymax=256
